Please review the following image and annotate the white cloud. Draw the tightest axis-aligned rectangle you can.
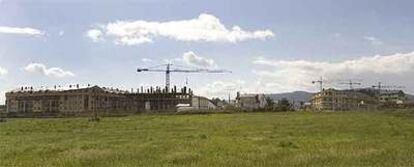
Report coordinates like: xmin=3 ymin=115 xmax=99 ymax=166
xmin=87 ymin=29 xmax=104 ymax=42
xmin=0 ymin=26 xmax=44 ymax=36
xmin=141 ymin=58 xmax=153 ymax=63
xmin=364 ymin=36 xmax=383 ymax=46
xmin=182 ymin=51 xmax=216 ymax=68
xmin=87 ymin=13 xmax=274 ymax=45
xmin=24 ymin=63 xmax=75 ymax=78
xmin=58 ymin=30 xmax=65 ymax=36
xmin=0 ymin=66 xmax=7 ymax=76
xmin=253 ymin=52 xmax=414 ymax=92
xmin=196 ymin=80 xmax=245 ymax=98
xmin=333 ymin=33 xmax=342 ymax=38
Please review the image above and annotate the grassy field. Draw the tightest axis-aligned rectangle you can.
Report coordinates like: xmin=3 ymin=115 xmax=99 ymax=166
xmin=1 ymin=111 xmax=414 ymax=167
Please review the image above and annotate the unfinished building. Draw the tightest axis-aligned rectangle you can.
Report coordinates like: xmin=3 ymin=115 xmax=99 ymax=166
xmin=378 ymin=90 xmax=407 ymax=104
xmin=311 ymin=88 xmax=378 ymax=111
xmin=5 ymin=85 xmax=192 ymax=117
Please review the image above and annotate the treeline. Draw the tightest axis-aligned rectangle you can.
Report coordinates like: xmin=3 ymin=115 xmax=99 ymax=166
xmin=263 ymin=97 xmax=294 ymax=112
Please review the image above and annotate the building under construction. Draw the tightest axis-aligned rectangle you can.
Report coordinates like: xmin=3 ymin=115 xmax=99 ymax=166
xmin=311 ymin=88 xmax=379 ymax=111
xmin=5 ymin=85 xmax=192 ymax=117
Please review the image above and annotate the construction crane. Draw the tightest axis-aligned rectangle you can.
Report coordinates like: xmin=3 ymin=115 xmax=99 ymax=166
xmin=339 ymin=80 xmax=361 ymax=89
xmin=137 ymin=63 xmax=231 ymax=92
xmin=312 ymin=77 xmax=324 ymax=92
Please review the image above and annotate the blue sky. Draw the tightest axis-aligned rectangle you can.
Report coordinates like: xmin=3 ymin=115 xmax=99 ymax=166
xmin=1 ymin=0 xmax=414 ymax=104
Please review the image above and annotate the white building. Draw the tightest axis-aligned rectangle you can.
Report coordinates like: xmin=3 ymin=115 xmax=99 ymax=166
xmin=236 ymin=93 xmax=267 ymax=110
xmin=192 ymin=96 xmax=217 ymax=110
xmin=176 ymin=96 xmax=217 ymax=112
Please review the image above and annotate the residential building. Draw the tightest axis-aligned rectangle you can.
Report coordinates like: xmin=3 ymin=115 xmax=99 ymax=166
xmin=5 ymin=85 xmax=192 ymax=117
xmin=236 ymin=92 xmax=267 ymax=110
xmin=379 ymin=90 xmax=406 ymax=104
xmin=311 ymin=88 xmax=378 ymax=111
xmin=0 ymin=105 xmax=5 ymax=113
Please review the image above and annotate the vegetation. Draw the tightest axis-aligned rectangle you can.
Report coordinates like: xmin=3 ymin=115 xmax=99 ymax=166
xmin=275 ymin=98 xmax=293 ymax=112
xmin=210 ymin=97 xmax=225 ymax=106
xmin=265 ymin=97 xmax=293 ymax=112
xmin=1 ymin=110 xmax=414 ymax=166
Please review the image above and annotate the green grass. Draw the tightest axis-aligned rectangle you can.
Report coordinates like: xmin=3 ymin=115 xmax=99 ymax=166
xmin=1 ymin=111 xmax=414 ymax=167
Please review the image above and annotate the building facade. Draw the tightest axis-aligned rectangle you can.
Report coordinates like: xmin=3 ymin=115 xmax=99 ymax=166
xmin=236 ymin=93 xmax=267 ymax=110
xmin=0 ymin=105 xmax=5 ymax=113
xmin=311 ymin=88 xmax=378 ymax=111
xmin=191 ymin=96 xmax=217 ymax=110
xmin=379 ymin=90 xmax=406 ymax=104
xmin=5 ymin=85 xmax=192 ymax=116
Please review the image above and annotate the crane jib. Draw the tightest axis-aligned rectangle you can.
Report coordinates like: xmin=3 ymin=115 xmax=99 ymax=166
xmin=136 ymin=64 xmax=231 ymax=92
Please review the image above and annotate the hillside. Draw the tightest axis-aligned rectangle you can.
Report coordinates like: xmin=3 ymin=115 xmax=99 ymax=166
xmin=266 ymin=91 xmax=314 ymax=103
xmin=407 ymin=94 xmax=414 ymax=103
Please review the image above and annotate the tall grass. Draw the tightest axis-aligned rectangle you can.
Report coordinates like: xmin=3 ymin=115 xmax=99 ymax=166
xmin=1 ymin=111 xmax=414 ymax=166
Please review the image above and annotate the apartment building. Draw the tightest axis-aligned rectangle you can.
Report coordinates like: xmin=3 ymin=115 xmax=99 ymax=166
xmin=311 ymin=88 xmax=378 ymax=111
xmin=5 ymin=85 xmax=192 ymax=116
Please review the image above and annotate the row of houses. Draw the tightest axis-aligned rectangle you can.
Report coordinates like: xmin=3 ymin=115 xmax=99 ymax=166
xmin=311 ymin=88 xmax=408 ymax=111
xmin=2 ymin=85 xmax=409 ymax=116
xmin=233 ymin=88 xmax=408 ymax=111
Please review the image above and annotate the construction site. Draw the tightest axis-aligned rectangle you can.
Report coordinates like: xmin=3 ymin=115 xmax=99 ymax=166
xmin=309 ymin=79 xmax=409 ymax=111
xmin=5 ymin=85 xmax=194 ymax=117
xmin=1 ymin=63 xmax=413 ymax=117
xmin=2 ymin=63 xmax=228 ymax=117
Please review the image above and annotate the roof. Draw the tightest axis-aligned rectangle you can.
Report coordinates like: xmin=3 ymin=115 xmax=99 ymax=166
xmin=7 ymin=85 xmax=130 ymax=94
xmin=238 ymin=94 xmax=259 ymax=98
xmin=100 ymin=87 xmax=129 ymax=94
xmin=8 ymin=85 xmax=91 ymax=93
xmin=176 ymin=103 xmax=191 ymax=107
xmin=379 ymin=90 xmax=404 ymax=95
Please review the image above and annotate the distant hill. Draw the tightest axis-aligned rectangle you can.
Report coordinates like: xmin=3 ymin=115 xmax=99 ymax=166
xmin=407 ymin=94 xmax=414 ymax=103
xmin=266 ymin=91 xmax=314 ymax=103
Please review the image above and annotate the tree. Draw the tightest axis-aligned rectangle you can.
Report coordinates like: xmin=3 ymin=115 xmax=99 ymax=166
xmin=265 ymin=96 xmax=275 ymax=111
xmin=276 ymin=98 xmax=292 ymax=112
xmin=211 ymin=98 xmax=222 ymax=106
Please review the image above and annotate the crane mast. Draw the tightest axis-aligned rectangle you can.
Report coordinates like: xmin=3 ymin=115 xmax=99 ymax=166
xmin=166 ymin=64 xmax=171 ymax=90
xmin=312 ymin=77 xmax=324 ymax=92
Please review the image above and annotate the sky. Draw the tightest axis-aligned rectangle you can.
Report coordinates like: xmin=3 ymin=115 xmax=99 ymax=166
xmin=1 ymin=0 xmax=414 ymax=104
